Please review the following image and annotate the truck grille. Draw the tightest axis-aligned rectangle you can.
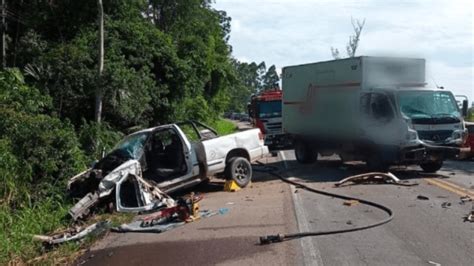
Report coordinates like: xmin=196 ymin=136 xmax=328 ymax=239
xmin=265 ymin=122 xmax=282 ymax=134
xmin=417 ymin=130 xmax=452 ymax=142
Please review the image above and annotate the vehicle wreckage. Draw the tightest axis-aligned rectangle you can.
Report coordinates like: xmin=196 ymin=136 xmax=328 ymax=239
xmin=67 ymin=121 xmax=269 ymax=220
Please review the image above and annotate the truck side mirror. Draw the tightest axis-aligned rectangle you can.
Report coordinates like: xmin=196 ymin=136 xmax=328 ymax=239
xmin=462 ymin=99 xmax=468 ymax=117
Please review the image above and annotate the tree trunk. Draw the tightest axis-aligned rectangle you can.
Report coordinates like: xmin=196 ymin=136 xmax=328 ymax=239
xmin=1 ymin=0 xmax=6 ymax=69
xmin=95 ymin=0 xmax=104 ymax=123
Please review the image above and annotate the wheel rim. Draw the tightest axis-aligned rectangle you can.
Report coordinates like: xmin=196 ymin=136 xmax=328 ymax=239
xmin=234 ymin=162 xmax=249 ymax=181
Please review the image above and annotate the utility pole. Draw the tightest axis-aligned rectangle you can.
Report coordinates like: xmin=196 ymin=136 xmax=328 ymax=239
xmin=1 ymin=0 xmax=6 ymax=69
xmin=95 ymin=0 xmax=104 ymax=123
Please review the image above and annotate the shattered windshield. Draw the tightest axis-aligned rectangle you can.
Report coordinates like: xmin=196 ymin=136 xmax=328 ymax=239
xmin=398 ymin=91 xmax=460 ymax=121
xmin=258 ymin=100 xmax=282 ymax=118
xmin=111 ymin=132 xmax=149 ymax=160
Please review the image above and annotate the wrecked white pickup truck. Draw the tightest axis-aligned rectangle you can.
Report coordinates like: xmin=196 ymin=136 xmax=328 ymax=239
xmin=68 ymin=121 xmax=268 ymax=220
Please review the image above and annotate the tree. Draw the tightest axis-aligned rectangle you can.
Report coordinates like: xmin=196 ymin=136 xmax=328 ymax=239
xmin=95 ymin=0 xmax=104 ymax=123
xmin=346 ymin=17 xmax=365 ymax=58
xmin=331 ymin=17 xmax=366 ymax=59
xmin=262 ymin=64 xmax=279 ymax=90
xmin=256 ymin=61 xmax=266 ymax=92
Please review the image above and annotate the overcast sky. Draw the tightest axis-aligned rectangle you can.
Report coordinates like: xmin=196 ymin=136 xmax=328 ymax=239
xmin=213 ymin=0 xmax=474 ymax=102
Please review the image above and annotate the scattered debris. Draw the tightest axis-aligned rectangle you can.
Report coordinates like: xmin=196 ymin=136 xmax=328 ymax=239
xmin=343 ymin=200 xmax=360 ymax=206
xmin=140 ymin=193 xmax=202 ymax=226
xmin=33 ymin=221 xmax=111 ymax=245
xmin=427 ymin=260 xmax=441 ymax=266
xmin=219 ymin=208 xmax=230 ymax=215
xmin=112 ymin=209 xmax=221 ymax=233
xmin=69 ymin=192 xmax=100 ymax=221
xmin=441 ymin=202 xmax=451 ymax=208
xmin=335 ymin=172 xmax=418 ymax=187
xmin=460 ymin=195 xmax=472 ymax=204
xmin=112 ymin=219 xmax=185 ymax=233
xmin=463 ymin=204 xmax=474 ymax=223
xmin=417 ymin=195 xmax=430 ymax=200
xmin=465 ymin=211 xmax=474 ymax=222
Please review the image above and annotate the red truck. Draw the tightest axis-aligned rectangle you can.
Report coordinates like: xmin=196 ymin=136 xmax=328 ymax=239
xmin=248 ymin=89 xmax=292 ymax=151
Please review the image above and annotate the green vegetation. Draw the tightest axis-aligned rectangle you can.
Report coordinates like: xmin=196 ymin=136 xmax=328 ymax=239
xmin=0 ymin=0 xmax=276 ymax=263
xmin=211 ymin=119 xmax=238 ymax=135
xmin=467 ymin=107 xmax=474 ymax=122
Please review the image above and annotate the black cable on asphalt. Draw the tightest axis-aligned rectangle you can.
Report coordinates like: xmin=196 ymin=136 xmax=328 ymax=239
xmin=253 ymin=162 xmax=394 ymax=245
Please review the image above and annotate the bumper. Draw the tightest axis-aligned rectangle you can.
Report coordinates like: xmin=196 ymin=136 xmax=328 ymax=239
xmin=422 ymin=142 xmax=465 ymax=159
xmin=398 ymin=142 xmax=468 ymax=163
xmin=399 ymin=146 xmax=426 ymax=163
xmin=264 ymin=134 xmax=293 ymax=150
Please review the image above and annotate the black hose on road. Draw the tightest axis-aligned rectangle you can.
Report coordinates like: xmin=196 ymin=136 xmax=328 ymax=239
xmin=252 ymin=162 xmax=394 ymax=245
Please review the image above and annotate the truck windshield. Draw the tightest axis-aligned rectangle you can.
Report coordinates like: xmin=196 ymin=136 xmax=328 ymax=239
xmin=398 ymin=91 xmax=460 ymax=122
xmin=258 ymin=100 xmax=282 ymax=118
xmin=110 ymin=132 xmax=149 ymax=159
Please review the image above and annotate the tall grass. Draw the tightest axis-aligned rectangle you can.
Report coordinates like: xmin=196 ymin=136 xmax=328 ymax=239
xmin=211 ymin=119 xmax=238 ymax=135
xmin=0 ymin=198 xmax=71 ymax=264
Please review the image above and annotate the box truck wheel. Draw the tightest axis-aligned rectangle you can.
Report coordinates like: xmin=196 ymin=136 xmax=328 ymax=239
xmin=295 ymin=140 xmax=317 ymax=164
xmin=419 ymin=161 xmax=443 ymax=173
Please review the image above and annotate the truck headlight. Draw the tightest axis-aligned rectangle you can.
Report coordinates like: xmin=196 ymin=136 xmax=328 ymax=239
xmin=406 ymin=129 xmax=418 ymax=141
xmin=451 ymin=131 xmax=461 ymax=140
xmin=447 ymin=129 xmax=467 ymax=144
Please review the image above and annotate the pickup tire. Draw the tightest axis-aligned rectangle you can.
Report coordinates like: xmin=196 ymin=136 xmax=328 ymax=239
xmin=225 ymin=157 xmax=252 ymax=188
xmin=419 ymin=161 xmax=443 ymax=173
xmin=295 ymin=140 xmax=317 ymax=164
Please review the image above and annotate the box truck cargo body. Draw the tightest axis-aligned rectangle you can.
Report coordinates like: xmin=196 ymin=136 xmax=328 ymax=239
xmin=282 ymin=56 xmax=468 ymax=172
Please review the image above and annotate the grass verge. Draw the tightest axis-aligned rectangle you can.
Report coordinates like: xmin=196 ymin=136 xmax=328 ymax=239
xmin=0 ymin=199 xmax=134 ymax=264
xmin=210 ymin=119 xmax=238 ymax=135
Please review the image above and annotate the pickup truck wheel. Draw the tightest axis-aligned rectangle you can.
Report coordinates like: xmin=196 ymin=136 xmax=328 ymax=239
xmin=419 ymin=161 xmax=443 ymax=173
xmin=225 ymin=157 xmax=252 ymax=188
xmin=294 ymin=141 xmax=317 ymax=164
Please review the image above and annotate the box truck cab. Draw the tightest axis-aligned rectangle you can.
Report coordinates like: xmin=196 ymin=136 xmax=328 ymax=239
xmin=282 ymin=56 xmax=468 ymax=172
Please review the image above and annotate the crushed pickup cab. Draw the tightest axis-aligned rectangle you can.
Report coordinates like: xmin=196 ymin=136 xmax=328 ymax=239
xmin=68 ymin=121 xmax=268 ymax=220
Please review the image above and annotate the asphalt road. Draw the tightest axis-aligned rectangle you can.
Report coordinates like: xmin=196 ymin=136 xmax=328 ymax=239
xmin=280 ymin=150 xmax=474 ymax=266
xmin=76 ymin=121 xmax=473 ymax=265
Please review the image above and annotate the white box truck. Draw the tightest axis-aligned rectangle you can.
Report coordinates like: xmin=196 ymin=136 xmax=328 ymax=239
xmin=282 ymin=56 xmax=469 ymax=172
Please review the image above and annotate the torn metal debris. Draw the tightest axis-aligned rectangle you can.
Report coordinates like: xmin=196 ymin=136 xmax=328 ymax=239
xmin=464 ymin=207 xmax=474 ymax=223
xmin=33 ymin=221 xmax=111 ymax=245
xmin=68 ymin=160 xmax=175 ymax=221
xmin=460 ymin=195 xmax=472 ymax=204
xmin=335 ymin=172 xmax=418 ymax=187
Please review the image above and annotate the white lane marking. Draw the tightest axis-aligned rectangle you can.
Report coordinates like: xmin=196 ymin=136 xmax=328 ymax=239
xmin=279 ymin=151 xmax=324 ymax=266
